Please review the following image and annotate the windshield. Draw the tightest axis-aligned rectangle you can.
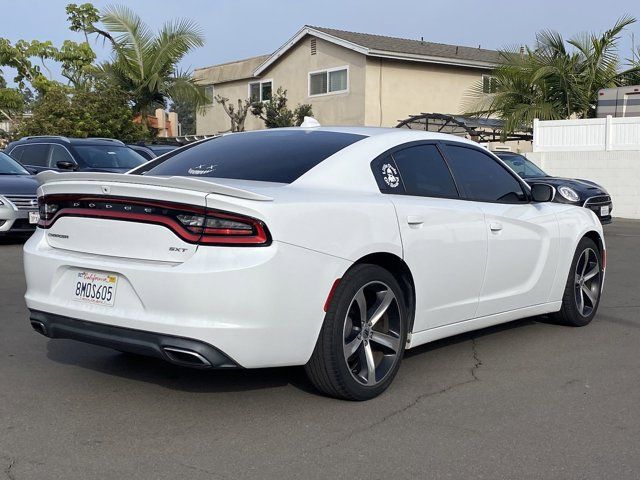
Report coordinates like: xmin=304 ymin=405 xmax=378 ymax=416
xmin=145 ymin=130 xmax=366 ymax=183
xmin=0 ymin=151 xmax=30 ymax=175
xmin=499 ymin=154 xmax=547 ymax=178
xmin=74 ymin=145 xmax=146 ymax=169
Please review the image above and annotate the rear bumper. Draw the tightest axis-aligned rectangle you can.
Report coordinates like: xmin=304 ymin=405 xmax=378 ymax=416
xmin=24 ymin=229 xmax=351 ymax=368
xmin=29 ymin=310 xmax=239 ymax=368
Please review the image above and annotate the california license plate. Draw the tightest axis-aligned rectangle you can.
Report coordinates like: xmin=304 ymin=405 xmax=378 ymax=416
xmin=73 ymin=271 xmax=118 ymax=307
xmin=600 ymin=205 xmax=610 ymax=216
xmin=28 ymin=211 xmax=40 ymax=224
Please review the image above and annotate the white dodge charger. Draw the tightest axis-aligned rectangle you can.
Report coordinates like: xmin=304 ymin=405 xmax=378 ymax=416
xmin=24 ymin=127 xmax=605 ymax=400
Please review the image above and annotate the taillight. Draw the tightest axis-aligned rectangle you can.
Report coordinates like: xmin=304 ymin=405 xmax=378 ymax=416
xmin=38 ymin=195 xmax=271 ymax=246
xmin=38 ymin=197 xmax=59 ymax=226
xmin=176 ymin=210 xmax=269 ymax=245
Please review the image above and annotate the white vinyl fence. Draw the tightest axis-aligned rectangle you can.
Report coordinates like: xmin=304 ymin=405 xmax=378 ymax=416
xmin=529 ymin=116 xmax=640 ymax=219
xmin=533 ymin=116 xmax=640 ymax=152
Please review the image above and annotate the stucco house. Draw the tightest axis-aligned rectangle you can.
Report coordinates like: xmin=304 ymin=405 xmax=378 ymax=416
xmin=195 ymin=26 xmax=500 ymax=134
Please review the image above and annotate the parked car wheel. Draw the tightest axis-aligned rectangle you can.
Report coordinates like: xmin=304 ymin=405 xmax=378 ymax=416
xmin=305 ymin=264 xmax=407 ymax=400
xmin=552 ymin=237 xmax=603 ymax=327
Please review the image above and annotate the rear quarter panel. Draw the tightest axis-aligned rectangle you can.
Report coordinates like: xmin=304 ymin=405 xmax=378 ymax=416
xmin=205 ymin=187 xmax=402 ymax=262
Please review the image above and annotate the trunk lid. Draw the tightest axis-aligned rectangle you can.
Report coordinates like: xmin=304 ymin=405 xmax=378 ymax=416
xmin=37 ymin=172 xmax=273 ymax=263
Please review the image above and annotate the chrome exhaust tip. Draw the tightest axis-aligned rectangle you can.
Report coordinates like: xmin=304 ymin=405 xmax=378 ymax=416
xmin=30 ymin=320 xmax=48 ymax=336
xmin=162 ymin=346 xmax=212 ymax=367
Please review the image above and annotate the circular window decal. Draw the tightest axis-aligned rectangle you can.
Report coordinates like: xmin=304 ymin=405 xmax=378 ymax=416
xmin=382 ymin=163 xmax=400 ymax=188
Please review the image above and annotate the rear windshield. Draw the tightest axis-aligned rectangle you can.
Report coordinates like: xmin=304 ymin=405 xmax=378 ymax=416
xmin=74 ymin=145 xmax=146 ymax=169
xmin=144 ymin=130 xmax=366 ymax=183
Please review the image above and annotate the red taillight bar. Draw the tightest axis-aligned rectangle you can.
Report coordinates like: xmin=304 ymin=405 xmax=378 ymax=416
xmin=38 ymin=194 xmax=271 ymax=246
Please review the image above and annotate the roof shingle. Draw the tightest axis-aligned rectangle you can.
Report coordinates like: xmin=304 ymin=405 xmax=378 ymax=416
xmin=310 ymin=26 xmax=500 ymax=65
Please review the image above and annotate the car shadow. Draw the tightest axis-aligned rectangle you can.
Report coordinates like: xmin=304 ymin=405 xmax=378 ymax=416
xmin=44 ymin=315 xmax=557 ymax=395
xmin=45 ymin=339 xmax=311 ymax=394
xmin=0 ymin=234 xmax=30 ymax=246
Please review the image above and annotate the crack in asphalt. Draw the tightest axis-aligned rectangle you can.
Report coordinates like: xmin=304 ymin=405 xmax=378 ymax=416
xmin=4 ymin=457 xmax=16 ymax=480
xmin=470 ymin=337 xmax=483 ymax=381
xmin=318 ymin=337 xmax=483 ymax=451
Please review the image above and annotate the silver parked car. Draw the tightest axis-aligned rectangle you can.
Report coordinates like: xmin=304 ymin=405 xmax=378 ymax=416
xmin=0 ymin=151 xmax=39 ymax=235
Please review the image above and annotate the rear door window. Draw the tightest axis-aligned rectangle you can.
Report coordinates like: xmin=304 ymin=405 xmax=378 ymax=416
xmin=14 ymin=144 xmax=51 ymax=167
xmin=8 ymin=145 xmax=24 ymax=162
xmin=392 ymin=144 xmax=458 ymax=198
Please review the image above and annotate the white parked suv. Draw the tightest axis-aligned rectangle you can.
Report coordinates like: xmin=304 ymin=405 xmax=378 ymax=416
xmin=24 ymin=127 xmax=605 ymax=400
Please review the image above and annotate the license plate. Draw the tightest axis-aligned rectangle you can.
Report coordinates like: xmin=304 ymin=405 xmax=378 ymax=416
xmin=73 ymin=271 xmax=118 ymax=307
xmin=600 ymin=205 xmax=610 ymax=216
xmin=28 ymin=211 xmax=40 ymax=224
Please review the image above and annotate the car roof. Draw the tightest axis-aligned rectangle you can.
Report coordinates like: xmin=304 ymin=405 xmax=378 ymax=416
xmin=12 ymin=136 xmax=126 ymax=147
xmin=239 ymin=126 xmax=481 ymax=146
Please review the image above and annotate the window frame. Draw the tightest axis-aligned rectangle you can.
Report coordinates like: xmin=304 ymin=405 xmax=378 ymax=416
xmin=247 ymin=79 xmax=273 ymax=103
xmin=369 ymin=141 xmax=462 ymax=200
xmin=308 ymin=65 xmax=349 ymax=97
xmin=482 ymin=74 xmax=497 ymax=94
xmin=203 ymin=85 xmax=214 ymax=104
xmin=439 ymin=142 xmax=532 ymax=204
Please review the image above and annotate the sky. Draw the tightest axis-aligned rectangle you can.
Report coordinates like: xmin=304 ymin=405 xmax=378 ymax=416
xmin=2 ymin=0 xmax=640 ymax=83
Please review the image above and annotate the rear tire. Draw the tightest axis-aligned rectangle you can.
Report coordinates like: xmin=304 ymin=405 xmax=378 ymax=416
xmin=552 ymin=237 xmax=603 ymax=327
xmin=305 ymin=264 xmax=407 ymax=401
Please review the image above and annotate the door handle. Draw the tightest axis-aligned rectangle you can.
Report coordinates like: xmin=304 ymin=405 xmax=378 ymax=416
xmin=407 ymin=215 xmax=424 ymax=226
xmin=489 ymin=222 xmax=503 ymax=232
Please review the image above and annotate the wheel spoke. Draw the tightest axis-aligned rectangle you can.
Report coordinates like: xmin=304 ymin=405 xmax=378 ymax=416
xmin=368 ymin=289 xmax=395 ymax=326
xmin=580 ymin=251 xmax=588 ymax=276
xmin=354 ymin=288 xmax=367 ymax=326
xmin=576 ymin=287 xmax=585 ymax=315
xmin=582 ymin=284 xmax=597 ymax=306
xmin=363 ymin=343 xmax=376 ymax=385
xmin=583 ymin=264 xmax=599 ymax=281
xmin=370 ymin=331 xmax=400 ymax=353
xmin=343 ymin=336 xmax=363 ymax=360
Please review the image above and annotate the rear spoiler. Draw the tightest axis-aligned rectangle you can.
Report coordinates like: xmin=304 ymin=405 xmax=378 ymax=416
xmin=36 ymin=171 xmax=273 ymax=202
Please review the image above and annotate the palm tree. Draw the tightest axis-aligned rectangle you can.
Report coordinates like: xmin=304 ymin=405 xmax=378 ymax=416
xmin=465 ymin=16 xmax=638 ymax=136
xmin=93 ymin=5 xmax=206 ymax=127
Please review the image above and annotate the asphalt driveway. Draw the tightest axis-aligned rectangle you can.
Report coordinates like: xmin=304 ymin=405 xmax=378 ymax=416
xmin=1 ymin=220 xmax=639 ymax=479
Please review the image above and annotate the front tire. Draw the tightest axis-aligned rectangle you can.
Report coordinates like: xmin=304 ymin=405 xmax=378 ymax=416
xmin=305 ymin=264 xmax=408 ymax=400
xmin=552 ymin=237 xmax=603 ymax=327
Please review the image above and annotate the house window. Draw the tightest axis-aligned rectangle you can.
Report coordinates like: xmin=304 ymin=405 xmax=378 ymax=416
xmin=309 ymin=67 xmax=349 ymax=96
xmin=482 ymin=74 xmax=497 ymax=94
xmin=249 ymin=80 xmax=273 ymax=102
xmin=203 ymin=85 xmax=214 ymax=103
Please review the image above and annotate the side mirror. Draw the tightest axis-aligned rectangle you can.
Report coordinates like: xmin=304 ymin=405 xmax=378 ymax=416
xmin=530 ymin=183 xmax=555 ymax=203
xmin=56 ymin=160 xmax=77 ymax=171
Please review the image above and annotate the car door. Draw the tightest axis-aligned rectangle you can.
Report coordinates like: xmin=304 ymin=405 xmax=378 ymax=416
xmin=372 ymin=143 xmax=487 ymax=331
xmin=442 ymin=143 xmax=560 ymax=317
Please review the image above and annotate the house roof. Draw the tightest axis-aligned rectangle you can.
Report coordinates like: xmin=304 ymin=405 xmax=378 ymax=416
xmin=312 ymin=27 xmax=501 ymax=66
xmin=254 ymin=26 xmax=500 ymax=75
xmin=194 ymin=54 xmax=271 ymax=85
